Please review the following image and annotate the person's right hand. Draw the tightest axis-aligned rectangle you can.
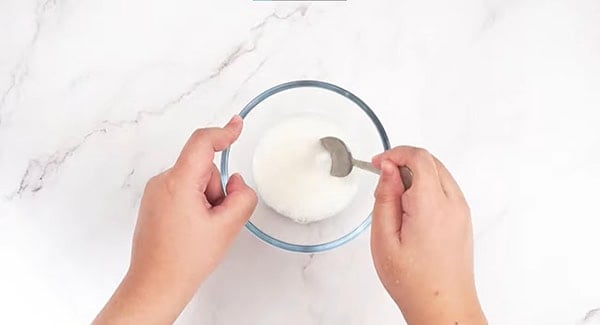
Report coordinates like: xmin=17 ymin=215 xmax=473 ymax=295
xmin=370 ymin=147 xmax=486 ymax=325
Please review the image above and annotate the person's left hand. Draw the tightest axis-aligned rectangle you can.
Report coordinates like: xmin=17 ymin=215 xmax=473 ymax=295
xmin=94 ymin=115 xmax=257 ymax=325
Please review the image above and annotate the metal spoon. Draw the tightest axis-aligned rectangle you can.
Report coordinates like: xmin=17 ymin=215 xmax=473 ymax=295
xmin=320 ymin=136 xmax=413 ymax=189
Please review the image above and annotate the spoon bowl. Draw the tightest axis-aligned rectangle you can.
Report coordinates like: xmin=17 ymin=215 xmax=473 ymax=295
xmin=320 ymin=136 xmax=413 ymax=189
xmin=319 ymin=136 xmax=354 ymax=177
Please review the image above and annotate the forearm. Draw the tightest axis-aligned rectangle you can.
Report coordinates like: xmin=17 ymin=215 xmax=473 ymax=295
xmin=93 ymin=272 xmax=188 ymax=325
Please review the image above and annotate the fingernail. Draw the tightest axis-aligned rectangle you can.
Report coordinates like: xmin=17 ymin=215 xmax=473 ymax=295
xmin=225 ymin=115 xmax=241 ymax=127
xmin=231 ymin=172 xmax=244 ymax=183
xmin=232 ymin=114 xmax=242 ymax=123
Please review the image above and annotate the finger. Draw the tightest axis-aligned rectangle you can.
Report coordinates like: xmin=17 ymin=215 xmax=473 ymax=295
xmin=431 ymin=155 xmax=465 ymax=199
xmin=372 ymin=160 xmax=405 ymax=242
xmin=372 ymin=146 xmax=443 ymax=195
xmin=174 ymin=115 xmax=243 ymax=185
xmin=211 ymin=173 xmax=258 ymax=229
xmin=205 ymin=163 xmax=225 ymax=205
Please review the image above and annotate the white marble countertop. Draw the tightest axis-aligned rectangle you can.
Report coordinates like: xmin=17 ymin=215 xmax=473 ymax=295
xmin=1 ymin=0 xmax=600 ymax=324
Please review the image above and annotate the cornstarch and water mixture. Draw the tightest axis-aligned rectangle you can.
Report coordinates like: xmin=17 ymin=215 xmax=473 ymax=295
xmin=252 ymin=116 xmax=358 ymax=224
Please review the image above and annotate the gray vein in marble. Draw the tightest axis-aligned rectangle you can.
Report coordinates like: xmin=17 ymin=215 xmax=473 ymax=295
xmin=471 ymin=3 xmax=512 ymax=43
xmin=481 ymin=9 xmax=499 ymax=32
xmin=218 ymin=57 xmax=269 ymax=113
xmin=203 ymin=56 xmax=270 ymax=128
xmin=152 ymin=5 xmax=308 ymax=123
xmin=121 ymin=169 xmax=135 ymax=189
xmin=301 ymin=253 xmax=315 ymax=281
xmin=7 ymin=44 xmax=246 ymax=197
xmin=475 ymin=0 xmax=527 ymax=39
xmin=212 ymin=44 xmax=256 ymax=80
xmin=99 ymin=43 xmax=259 ymax=131
xmin=102 ymin=5 xmax=306 ymax=129
xmin=7 ymin=5 xmax=309 ymax=197
xmin=240 ymin=58 xmax=269 ymax=90
xmin=584 ymin=308 xmax=600 ymax=322
xmin=0 ymin=0 xmax=57 ymax=124
xmin=250 ymin=5 xmax=309 ymax=32
xmin=7 ymin=128 xmax=107 ymax=199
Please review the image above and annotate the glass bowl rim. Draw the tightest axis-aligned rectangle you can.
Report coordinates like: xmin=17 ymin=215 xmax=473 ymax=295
xmin=220 ymin=80 xmax=391 ymax=253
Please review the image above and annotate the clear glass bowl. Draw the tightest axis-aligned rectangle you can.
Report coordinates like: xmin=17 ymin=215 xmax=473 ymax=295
xmin=220 ymin=80 xmax=390 ymax=253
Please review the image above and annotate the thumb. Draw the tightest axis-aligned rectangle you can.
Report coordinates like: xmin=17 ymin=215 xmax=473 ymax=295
xmin=372 ymin=160 xmax=405 ymax=241
xmin=211 ymin=173 xmax=258 ymax=228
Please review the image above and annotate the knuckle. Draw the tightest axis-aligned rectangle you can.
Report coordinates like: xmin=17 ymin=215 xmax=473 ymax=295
xmin=143 ymin=174 xmax=163 ymax=195
xmin=409 ymin=147 xmax=431 ymax=161
xmin=386 ymin=146 xmax=433 ymax=165
xmin=391 ymin=145 xmax=408 ymax=151
xmin=191 ymin=128 xmax=208 ymax=141
xmin=374 ymin=188 xmax=384 ymax=200
xmin=164 ymin=175 xmax=178 ymax=196
xmin=145 ymin=175 xmax=161 ymax=188
xmin=145 ymin=170 xmax=178 ymax=196
xmin=387 ymin=146 xmax=405 ymax=156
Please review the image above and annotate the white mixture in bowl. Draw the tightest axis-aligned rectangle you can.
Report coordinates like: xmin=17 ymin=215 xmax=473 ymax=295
xmin=252 ymin=116 xmax=358 ymax=224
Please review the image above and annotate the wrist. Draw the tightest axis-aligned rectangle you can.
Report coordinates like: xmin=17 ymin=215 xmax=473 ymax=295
xmin=403 ymin=306 xmax=486 ymax=325
xmin=397 ymin=289 xmax=486 ymax=325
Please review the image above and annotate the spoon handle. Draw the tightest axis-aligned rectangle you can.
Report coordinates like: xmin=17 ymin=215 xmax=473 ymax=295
xmin=352 ymin=159 xmax=413 ymax=190
xmin=352 ymin=159 xmax=380 ymax=175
